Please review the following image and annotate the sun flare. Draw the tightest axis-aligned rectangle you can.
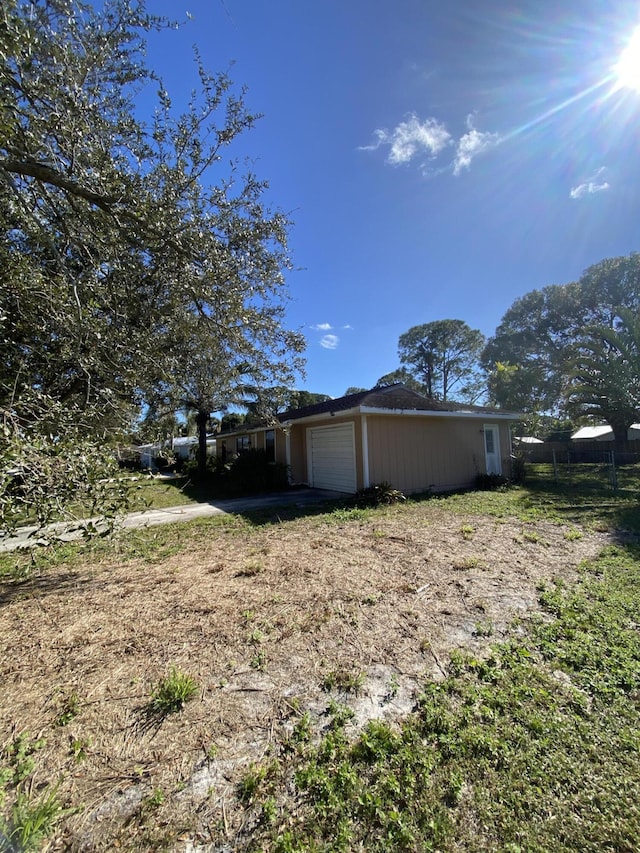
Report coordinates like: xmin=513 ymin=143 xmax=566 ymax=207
xmin=615 ymin=25 xmax=640 ymax=91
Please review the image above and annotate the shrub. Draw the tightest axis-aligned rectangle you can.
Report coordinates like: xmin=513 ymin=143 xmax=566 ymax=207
xmin=183 ymin=449 xmax=288 ymax=495
xmin=474 ymin=472 xmax=509 ymax=491
xmin=226 ymin=450 xmax=289 ymax=495
xmin=353 ymin=482 xmax=406 ymax=507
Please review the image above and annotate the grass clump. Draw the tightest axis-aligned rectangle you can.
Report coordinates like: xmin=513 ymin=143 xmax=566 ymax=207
xmin=148 ymin=667 xmax=198 ymax=716
xmin=54 ymin=691 xmax=81 ymax=727
xmin=0 ymin=734 xmax=66 ymax=851
xmin=321 ymin=669 xmax=365 ymax=695
xmin=1 ymin=787 xmax=66 ymax=852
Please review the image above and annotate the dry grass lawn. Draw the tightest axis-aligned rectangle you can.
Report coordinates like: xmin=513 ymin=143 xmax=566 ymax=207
xmin=0 ymin=497 xmax=612 ymax=850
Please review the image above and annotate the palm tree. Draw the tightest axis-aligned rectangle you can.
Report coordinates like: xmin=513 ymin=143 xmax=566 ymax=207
xmin=567 ymin=307 xmax=640 ymax=441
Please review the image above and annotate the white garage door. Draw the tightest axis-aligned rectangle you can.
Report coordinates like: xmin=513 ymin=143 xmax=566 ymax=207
xmin=308 ymin=424 xmax=357 ymax=493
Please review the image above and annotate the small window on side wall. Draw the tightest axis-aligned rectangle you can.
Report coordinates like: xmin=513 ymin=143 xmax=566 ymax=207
xmin=236 ymin=435 xmax=251 ymax=454
xmin=265 ymin=429 xmax=275 ymax=463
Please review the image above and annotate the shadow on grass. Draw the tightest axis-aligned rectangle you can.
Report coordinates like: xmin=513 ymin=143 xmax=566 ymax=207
xmin=0 ymin=567 xmax=93 ymax=607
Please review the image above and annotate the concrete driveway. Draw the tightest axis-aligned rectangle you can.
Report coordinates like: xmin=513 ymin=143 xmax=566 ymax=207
xmin=0 ymin=489 xmax=344 ymax=554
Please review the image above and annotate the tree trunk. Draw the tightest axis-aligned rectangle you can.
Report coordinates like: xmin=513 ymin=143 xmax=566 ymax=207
xmin=608 ymin=416 xmax=630 ymax=444
xmin=196 ymin=410 xmax=209 ymax=477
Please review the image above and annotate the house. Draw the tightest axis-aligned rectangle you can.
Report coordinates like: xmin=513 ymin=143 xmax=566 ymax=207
xmin=136 ymin=435 xmax=216 ymax=469
xmin=216 ymin=384 xmax=521 ymax=495
xmin=171 ymin=435 xmax=217 ymax=461
xmin=571 ymin=424 xmax=640 ymax=441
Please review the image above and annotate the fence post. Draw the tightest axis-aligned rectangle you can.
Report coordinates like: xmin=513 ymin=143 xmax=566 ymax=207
xmin=567 ymin=450 xmax=572 ymax=488
xmin=552 ymin=449 xmax=559 ymax=484
xmin=610 ymin=450 xmax=618 ymax=491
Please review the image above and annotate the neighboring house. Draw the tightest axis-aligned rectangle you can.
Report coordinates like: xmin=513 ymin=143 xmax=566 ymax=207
xmin=171 ymin=435 xmax=217 ymax=460
xmin=136 ymin=435 xmax=216 ymax=469
xmin=216 ymin=384 xmax=521 ymax=495
xmin=571 ymin=424 xmax=640 ymax=441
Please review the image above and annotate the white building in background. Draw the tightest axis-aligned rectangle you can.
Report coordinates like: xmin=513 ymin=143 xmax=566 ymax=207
xmin=571 ymin=424 xmax=640 ymax=441
xmin=136 ymin=435 xmax=216 ymax=469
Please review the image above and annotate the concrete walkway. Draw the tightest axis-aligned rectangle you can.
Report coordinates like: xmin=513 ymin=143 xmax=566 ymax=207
xmin=0 ymin=489 xmax=343 ymax=554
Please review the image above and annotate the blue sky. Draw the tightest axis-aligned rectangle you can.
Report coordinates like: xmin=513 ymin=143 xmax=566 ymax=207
xmin=144 ymin=0 xmax=640 ymax=398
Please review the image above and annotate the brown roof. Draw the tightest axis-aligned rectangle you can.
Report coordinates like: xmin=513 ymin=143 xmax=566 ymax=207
xmin=279 ymin=384 xmax=518 ymax=422
xmin=216 ymin=385 xmax=521 ymax=436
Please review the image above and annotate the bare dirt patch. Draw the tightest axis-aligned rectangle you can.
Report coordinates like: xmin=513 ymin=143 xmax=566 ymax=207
xmin=0 ymin=501 xmax=611 ymax=850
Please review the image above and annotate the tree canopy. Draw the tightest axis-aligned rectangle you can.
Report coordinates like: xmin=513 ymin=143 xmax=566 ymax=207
xmin=483 ymin=253 xmax=640 ymax=428
xmin=381 ymin=320 xmax=485 ymax=402
xmin=1 ymin=0 xmax=304 ymax=528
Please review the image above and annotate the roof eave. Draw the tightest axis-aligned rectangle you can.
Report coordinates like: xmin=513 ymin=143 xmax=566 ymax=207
xmin=281 ymin=405 xmax=523 ymax=425
xmin=358 ymin=406 xmax=523 ymax=420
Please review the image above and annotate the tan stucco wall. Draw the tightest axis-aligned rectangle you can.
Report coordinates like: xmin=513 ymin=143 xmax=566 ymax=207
xmin=220 ymin=415 xmax=513 ymax=494
xmin=365 ymin=415 xmax=512 ymax=493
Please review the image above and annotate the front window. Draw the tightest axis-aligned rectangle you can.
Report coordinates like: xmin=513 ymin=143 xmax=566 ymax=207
xmin=236 ymin=435 xmax=251 ymax=454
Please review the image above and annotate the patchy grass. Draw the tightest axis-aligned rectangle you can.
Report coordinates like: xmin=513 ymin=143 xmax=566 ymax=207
xmin=253 ymin=544 xmax=640 ymax=852
xmin=440 ymin=483 xmax=640 ymax=534
xmin=1 ymin=483 xmax=639 ymax=850
xmin=125 ymin=474 xmax=232 ymax=511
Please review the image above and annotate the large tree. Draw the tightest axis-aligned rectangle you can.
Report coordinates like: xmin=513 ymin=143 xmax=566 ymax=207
xmin=393 ymin=320 xmax=485 ymax=402
xmin=566 ymin=307 xmax=640 ymax=441
xmin=375 ymin=368 xmax=424 ymax=393
xmin=483 ymin=253 xmax=640 ymax=415
xmin=0 ymin=0 xmax=304 ymax=530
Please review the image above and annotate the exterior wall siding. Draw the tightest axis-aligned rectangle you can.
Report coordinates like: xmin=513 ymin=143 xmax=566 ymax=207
xmin=218 ymin=415 xmax=514 ymax=494
xmin=366 ymin=416 xmax=511 ymax=494
xmin=216 ymin=428 xmax=287 ymax=466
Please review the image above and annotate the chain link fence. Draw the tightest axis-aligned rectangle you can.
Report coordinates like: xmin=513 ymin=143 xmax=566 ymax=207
xmin=519 ymin=444 xmax=640 ymax=494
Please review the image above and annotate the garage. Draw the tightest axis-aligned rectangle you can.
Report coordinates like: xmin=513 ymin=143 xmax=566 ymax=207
xmin=307 ymin=423 xmax=357 ymax=492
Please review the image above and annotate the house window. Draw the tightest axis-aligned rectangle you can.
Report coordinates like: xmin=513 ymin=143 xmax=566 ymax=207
xmin=236 ymin=435 xmax=251 ymax=454
xmin=485 ymin=429 xmax=495 ymax=455
xmin=265 ymin=429 xmax=275 ymax=463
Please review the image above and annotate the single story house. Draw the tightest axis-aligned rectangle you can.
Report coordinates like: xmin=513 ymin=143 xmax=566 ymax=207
xmin=216 ymin=384 xmax=521 ymax=495
xmin=571 ymin=424 xmax=640 ymax=441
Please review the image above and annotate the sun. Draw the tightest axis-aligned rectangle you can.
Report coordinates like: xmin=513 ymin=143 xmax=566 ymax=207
xmin=615 ymin=25 xmax=640 ymax=92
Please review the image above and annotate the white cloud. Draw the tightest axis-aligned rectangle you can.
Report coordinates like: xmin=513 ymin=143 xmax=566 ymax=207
xmin=311 ymin=322 xmax=333 ymax=331
xmin=570 ymin=168 xmax=610 ymax=199
xmin=320 ymin=334 xmax=339 ymax=350
xmin=361 ymin=112 xmax=499 ymax=177
xmin=453 ymin=122 xmax=500 ymax=176
xmin=360 ymin=113 xmax=451 ymax=165
xmin=341 ymin=324 xmax=353 ymax=330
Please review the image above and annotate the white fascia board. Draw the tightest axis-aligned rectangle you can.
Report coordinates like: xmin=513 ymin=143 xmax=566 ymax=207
xmin=280 ymin=407 xmax=359 ymax=427
xmin=281 ymin=405 xmax=522 ymax=428
xmin=358 ymin=406 xmax=522 ymax=421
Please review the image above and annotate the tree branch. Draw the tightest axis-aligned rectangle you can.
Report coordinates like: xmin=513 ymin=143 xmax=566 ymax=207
xmin=1 ymin=155 xmax=117 ymax=211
